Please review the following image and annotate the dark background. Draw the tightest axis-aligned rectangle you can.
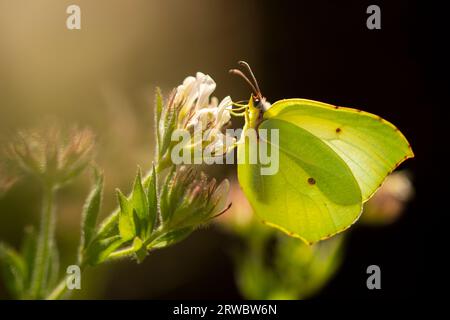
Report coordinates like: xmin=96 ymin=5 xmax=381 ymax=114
xmin=0 ymin=0 xmax=432 ymax=299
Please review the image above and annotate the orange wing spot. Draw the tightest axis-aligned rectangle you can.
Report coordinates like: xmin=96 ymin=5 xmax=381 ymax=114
xmin=307 ymin=177 xmax=316 ymax=185
xmin=335 ymin=127 xmax=342 ymax=133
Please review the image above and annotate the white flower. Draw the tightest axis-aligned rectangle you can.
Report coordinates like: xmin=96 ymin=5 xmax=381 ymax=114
xmin=186 ymin=96 xmax=232 ymax=132
xmin=175 ymin=72 xmax=217 ymax=124
xmin=173 ymin=72 xmax=236 ymax=156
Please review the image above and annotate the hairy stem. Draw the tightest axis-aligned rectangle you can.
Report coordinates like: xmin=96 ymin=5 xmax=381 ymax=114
xmin=46 ymin=204 xmax=166 ymax=299
xmin=45 ymin=261 xmax=87 ymax=300
xmin=46 ymin=276 xmax=70 ymax=300
xmin=30 ymin=184 xmax=56 ymax=299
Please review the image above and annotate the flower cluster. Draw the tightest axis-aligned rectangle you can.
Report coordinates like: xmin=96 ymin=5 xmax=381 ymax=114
xmin=158 ymin=72 xmax=236 ymax=165
xmin=5 ymin=124 xmax=94 ymax=188
xmin=160 ymin=166 xmax=230 ymax=230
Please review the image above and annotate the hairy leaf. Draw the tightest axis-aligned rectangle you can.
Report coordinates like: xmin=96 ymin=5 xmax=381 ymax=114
xmin=83 ymin=235 xmax=124 ymax=265
xmin=0 ymin=243 xmax=26 ymax=298
xmin=146 ymin=163 xmax=158 ymax=236
xmin=80 ymin=168 xmax=104 ymax=255
xmin=117 ymin=189 xmax=136 ymax=241
xmin=131 ymin=168 xmax=149 ymax=239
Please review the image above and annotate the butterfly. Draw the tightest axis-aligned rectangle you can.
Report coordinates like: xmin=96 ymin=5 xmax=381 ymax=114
xmin=229 ymin=61 xmax=414 ymax=244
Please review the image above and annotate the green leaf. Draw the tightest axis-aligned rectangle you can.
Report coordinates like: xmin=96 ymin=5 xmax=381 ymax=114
xmin=91 ymin=169 xmax=154 ymax=246
xmin=155 ymin=87 xmax=163 ymax=126
xmin=150 ymin=228 xmax=193 ymax=250
xmin=132 ymin=209 xmax=142 ymax=240
xmin=146 ymin=163 xmax=158 ymax=236
xmin=132 ymin=237 xmax=147 ymax=263
xmin=131 ymin=168 xmax=149 ymax=239
xmin=20 ymin=226 xmax=37 ymax=294
xmin=92 ymin=211 xmax=120 ymax=244
xmin=117 ymin=189 xmax=136 ymax=241
xmin=155 ymin=87 xmax=163 ymax=154
xmin=83 ymin=235 xmax=124 ymax=265
xmin=80 ymin=168 xmax=104 ymax=256
xmin=0 ymin=243 xmax=26 ymax=298
xmin=160 ymin=104 xmax=177 ymax=157
xmin=159 ymin=166 xmax=176 ymax=225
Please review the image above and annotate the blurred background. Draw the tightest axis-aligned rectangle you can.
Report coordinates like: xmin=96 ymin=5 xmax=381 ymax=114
xmin=0 ymin=0 xmax=429 ymax=299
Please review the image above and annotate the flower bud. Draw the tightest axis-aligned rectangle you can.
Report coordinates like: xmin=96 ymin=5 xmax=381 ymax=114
xmin=362 ymin=171 xmax=414 ymax=225
xmin=160 ymin=166 xmax=230 ymax=231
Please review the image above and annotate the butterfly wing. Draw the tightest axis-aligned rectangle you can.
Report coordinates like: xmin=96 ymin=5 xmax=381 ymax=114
xmin=264 ymin=99 xmax=414 ymax=201
xmin=237 ymin=118 xmax=363 ymax=244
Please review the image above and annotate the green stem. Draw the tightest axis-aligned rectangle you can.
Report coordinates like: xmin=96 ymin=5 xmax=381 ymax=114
xmin=45 ymin=223 xmax=165 ymax=299
xmin=30 ymin=184 xmax=56 ymax=299
xmin=45 ymin=261 xmax=88 ymax=300
xmin=46 ymin=276 xmax=70 ymax=300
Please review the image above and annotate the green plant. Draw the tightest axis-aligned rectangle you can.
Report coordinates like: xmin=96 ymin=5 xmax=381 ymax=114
xmin=235 ymin=222 xmax=344 ymax=300
xmin=0 ymin=74 xmax=232 ymax=299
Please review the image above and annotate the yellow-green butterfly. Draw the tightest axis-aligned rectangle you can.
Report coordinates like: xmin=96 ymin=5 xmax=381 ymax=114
xmin=230 ymin=61 xmax=414 ymax=244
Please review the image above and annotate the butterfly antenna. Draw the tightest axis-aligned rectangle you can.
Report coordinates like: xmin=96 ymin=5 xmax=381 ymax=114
xmin=229 ymin=68 xmax=260 ymax=97
xmin=238 ymin=61 xmax=261 ymax=96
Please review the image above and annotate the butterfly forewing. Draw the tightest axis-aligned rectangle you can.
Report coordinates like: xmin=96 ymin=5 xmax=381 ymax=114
xmin=264 ymin=99 xmax=414 ymax=202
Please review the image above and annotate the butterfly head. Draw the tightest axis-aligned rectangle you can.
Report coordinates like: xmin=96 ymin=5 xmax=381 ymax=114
xmin=229 ymin=61 xmax=271 ymax=113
